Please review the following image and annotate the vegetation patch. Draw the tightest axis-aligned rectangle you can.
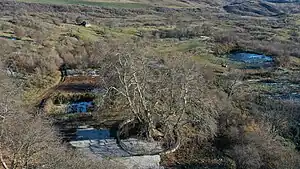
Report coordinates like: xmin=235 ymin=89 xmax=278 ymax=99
xmin=1 ymin=1 xmax=300 ymax=169
xmin=17 ymin=0 xmax=151 ymax=8
xmin=67 ymin=26 xmax=99 ymax=42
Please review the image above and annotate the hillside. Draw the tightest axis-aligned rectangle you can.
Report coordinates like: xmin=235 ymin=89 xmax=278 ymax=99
xmin=1 ymin=0 xmax=300 ymax=169
xmin=15 ymin=0 xmax=300 ymax=16
xmin=16 ymin=0 xmax=221 ymax=8
xmin=224 ymin=0 xmax=300 ymax=16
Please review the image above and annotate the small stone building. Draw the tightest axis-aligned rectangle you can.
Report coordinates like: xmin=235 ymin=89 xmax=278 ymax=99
xmin=79 ymin=21 xmax=91 ymax=27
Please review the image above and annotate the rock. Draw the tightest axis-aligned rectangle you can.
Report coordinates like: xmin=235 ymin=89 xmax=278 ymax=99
xmin=153 ymin=128 xmax=164 ymax=138
xmin=199 ymin=36 xmax=211 ymax=41
xmin=79 ymin=21 xmax=91 ymax=27
xmin=70 ymin=139 xmax=130 ymax=157
xmin=114 ymin=155 xmax=163 ymax=169
xmin=69 ymin=126 xmax=164 ymax=169
xmin=120 ymin=138 xmax=164 ymax=155
xmin=221 ymin=63 xmax=228 ymax=68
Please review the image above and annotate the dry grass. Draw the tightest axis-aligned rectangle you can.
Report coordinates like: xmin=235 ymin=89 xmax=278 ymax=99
xmin=17 ymin=0 xmax=211 ymax=8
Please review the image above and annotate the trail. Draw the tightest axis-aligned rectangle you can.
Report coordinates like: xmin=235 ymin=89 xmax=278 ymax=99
xmin=36 ymin=74 xmax=64 ymax=108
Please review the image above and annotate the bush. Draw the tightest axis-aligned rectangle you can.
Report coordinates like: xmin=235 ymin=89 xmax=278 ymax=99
xmin=14 ymin=26 xmax=25 ymax=39
xmin=229 ymin=145 xmax=262 ymax=169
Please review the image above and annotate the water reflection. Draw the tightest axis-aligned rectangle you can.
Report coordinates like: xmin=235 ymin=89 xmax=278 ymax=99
xmin=0 ymin=36 xmax=17 ymax=40
xmin=67 ymin=101 xmax=94 ymax=113
xmin=229 ymin=52 xmax=274 ymax=68
xmin=75 ymin=126 xmax=111 ymax=140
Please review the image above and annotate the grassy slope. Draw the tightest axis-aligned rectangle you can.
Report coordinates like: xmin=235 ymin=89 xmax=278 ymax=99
xmin=2 ymin=1 xmax=300 ymax=168
xmin=16 ymin=0 xmax=204 ymax=8
xmin=17 ymin=0 xmax=151 ymax=8
xmin=3 ymin=0 xmax=300 ymax=105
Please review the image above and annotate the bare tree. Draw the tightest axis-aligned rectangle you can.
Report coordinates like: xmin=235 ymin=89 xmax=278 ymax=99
xmin=1 ymin=113 xmax=57 ymax=169
xmin=0 ymin=68 xmax=56 ymax=169
xmin=229 ymin=144 xmax=262 ymax=169
xmin=0 ymin=69 xmax=18 ymax=169
xmin=216 ymin=69 xmax=244 ymax=98
xmin=225 ymin=120 xmax=300 ymax=169
xmin=102 ymin=43 xmax=219 ymax=142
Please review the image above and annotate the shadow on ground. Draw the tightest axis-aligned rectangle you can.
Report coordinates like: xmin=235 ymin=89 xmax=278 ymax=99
xmin=57 ymin=84 xmax=99 ymax=92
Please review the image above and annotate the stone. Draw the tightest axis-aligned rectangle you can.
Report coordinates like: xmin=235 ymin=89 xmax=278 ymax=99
xmin=69 ymin=126 xmax=164 ymax=169
xmin=114 ymin=155 xmax=162 ymax=169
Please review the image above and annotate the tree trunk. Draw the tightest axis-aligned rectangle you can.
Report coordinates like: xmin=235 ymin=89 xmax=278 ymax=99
xmin=145 ymin=122 xmax=155 ymax=142
xmin=0 ymin=152 xmax=8 ymax=169
xmin=145 ymin=111 xmax=155 ymax=142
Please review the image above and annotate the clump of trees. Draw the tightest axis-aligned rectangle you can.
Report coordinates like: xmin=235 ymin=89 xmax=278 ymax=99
xmin=97 ymin=42 xmax=219 ymax=149
xmin=214 ymin=81 xmax=300 ymax=169
xmin=222 ymin=121 xmax=300 ymax=169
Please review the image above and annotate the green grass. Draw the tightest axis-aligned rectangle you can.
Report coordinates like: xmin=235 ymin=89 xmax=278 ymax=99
xmin=69 ymin=26 xmax=99 ymax=42
xmin=17 ymin=0 xmax=151 ymax=8
xmin=0 ymin=32 xmax=14 ymax=38
xmin=250 ymin=83 xmax=277 ymax=93
xmin=290 ymin=56 xmax=300 ymax=67
xmin=0 ymin=31 xmax=33 ymax=41
xmin=177 ymin=40 xmax=204 ymax=52
xmin=23 ymin=71 xmax=61 ymax=105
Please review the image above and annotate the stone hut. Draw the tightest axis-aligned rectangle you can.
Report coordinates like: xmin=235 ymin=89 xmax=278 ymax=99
xmin=79 ymin=21 xmax=91 ymax=27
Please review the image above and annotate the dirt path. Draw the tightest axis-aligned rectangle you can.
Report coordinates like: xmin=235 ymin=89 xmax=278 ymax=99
xmin=36 ymin=74 xmax=64 ymax=108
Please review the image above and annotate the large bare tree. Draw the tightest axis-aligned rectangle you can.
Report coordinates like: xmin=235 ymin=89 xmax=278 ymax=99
xmin=102 ymin=42 xmax=219 ymax=142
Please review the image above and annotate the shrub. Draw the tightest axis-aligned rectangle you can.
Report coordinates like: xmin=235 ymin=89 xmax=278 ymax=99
xmin=14 ymin=26 xmax=25 ymax=39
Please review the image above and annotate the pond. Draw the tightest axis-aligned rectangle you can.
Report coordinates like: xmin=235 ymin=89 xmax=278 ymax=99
xmin=55 ymin=114 xmax=119 ymax=142
xmin=229 ymin=52 xmax=274 ymax=69
xmin=67 ymin=101 xmax=94 ymax=113
xmin=75 ymin=126 xmax=112 ymax=141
